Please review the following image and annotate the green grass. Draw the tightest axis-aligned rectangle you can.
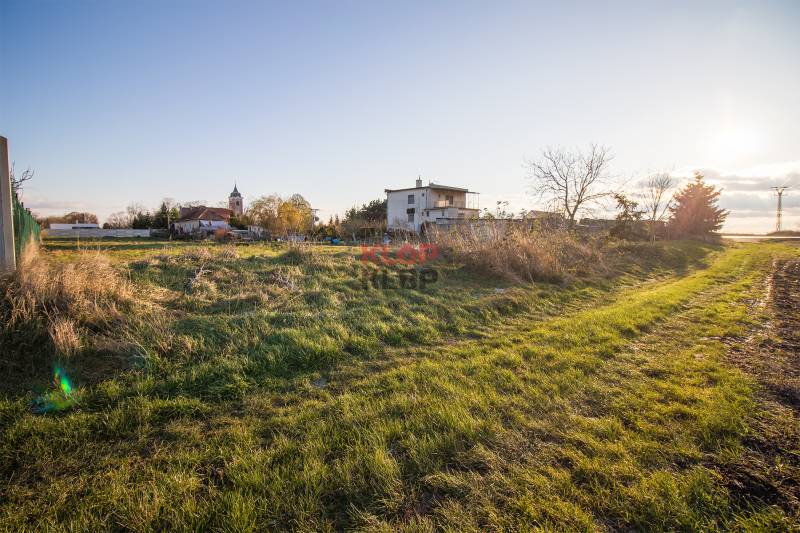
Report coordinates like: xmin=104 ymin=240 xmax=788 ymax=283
xmin=1 ymin=239 xmax=798 ymax=530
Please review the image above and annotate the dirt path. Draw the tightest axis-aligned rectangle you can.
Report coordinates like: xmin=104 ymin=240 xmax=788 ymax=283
xmin=721 ymin=258 xmax=800 ymax=518
xmin=770 ymin=259 xmax=800 ymax=406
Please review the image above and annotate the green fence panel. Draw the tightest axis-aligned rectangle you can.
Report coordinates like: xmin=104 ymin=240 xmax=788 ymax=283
xmin=12 ymin=191 xmax=41 ymax=264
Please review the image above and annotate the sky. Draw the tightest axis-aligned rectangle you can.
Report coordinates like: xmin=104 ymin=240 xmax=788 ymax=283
xmin=1 ymin=0 xmax=799 ymax=233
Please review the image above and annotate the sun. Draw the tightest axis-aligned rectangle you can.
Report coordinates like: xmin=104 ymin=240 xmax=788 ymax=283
xmin=707 ymin=125 xmax=763 ymax=168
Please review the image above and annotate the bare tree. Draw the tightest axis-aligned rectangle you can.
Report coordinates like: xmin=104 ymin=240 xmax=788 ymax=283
xmin=104 ymin=211 xmax=133 ymax=229
xmin=10 ymin=164 xmax=33 ymax=194
xmin=525 ymin=144 xmax=612 ymax=228
xmin=640 ymin=172 xmax=674 ymax=241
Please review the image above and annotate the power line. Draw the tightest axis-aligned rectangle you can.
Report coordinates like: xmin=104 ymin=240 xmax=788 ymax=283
xmin=771 ymin=186 xmax=789 ymax=232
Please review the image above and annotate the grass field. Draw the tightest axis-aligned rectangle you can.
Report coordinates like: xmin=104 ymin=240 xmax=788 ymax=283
xmin=1 ymin=238 xmax=799 ymax=531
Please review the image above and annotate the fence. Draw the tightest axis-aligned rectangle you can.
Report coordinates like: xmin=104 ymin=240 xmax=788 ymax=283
xmin=12 ymin=191 xmax=41 ymax=261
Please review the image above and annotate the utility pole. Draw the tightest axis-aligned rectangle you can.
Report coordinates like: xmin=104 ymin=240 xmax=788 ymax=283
xmin=0 ymin=136 xmax=16 ymax=272
xmin=771 ymin=186 xmax=789 ymax=233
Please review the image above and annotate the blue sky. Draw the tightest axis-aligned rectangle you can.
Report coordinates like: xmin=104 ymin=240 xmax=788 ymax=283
xmin=2 ymin=0 xmax=799 ymax=232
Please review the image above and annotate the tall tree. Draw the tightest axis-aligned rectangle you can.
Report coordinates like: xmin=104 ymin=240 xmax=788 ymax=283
xmin=344 ymin=198 xmax=387 ymax=223
xmin=284 ymin=193 xmax=313 ymax=233
xmin=667 ymin=173 xmax=728 ymax=238
xmin=247 ymin=194 xmax=283 ymax=232
xmin=277 ymin=201 xmax=306 ymax=235
xmin=152 ymin=200 xmax=179 ymax=229
xmin=126 ymin=203 xmax=153 ymax=229
xmin=39 ymin=211 xmax=100 ymax=227
xmin=525 ymin=144 xmax=612 ymax=228
xmin=246 ymin=194 xmax=313 ymax=236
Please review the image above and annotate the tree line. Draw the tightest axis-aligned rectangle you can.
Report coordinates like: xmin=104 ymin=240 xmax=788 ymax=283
xmin=525 ymin=144 xmax=728 ymax=240
xmin=26 ymin=143 xmax=727 ymax=240
xmin=33 ymin=193 xmax=389 ymax=239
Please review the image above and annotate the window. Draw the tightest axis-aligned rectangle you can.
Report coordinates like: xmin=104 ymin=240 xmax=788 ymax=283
xmin=407 ymin=212 xmax=414 ymax=223
xmin=407 ymin=194 xmax=415 ymax=204
xmin=445 ymin=194 xmax=454 ymax=205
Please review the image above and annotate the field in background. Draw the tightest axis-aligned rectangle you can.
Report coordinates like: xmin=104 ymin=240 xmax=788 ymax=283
xmin=1 ymin=238 xmax=799 ymax=530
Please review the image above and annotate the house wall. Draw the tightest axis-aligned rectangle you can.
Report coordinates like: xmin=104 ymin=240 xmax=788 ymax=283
xmin=174 ymin=220 xmax=201 ymax=233
xmin=387 ymin=190 xmax=424 ymax=232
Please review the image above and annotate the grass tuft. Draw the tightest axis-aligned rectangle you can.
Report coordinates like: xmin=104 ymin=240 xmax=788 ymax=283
xmin=47 ymin=316 xmax=83 ymax=356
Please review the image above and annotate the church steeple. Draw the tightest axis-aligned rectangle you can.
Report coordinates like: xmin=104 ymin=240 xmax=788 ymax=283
xmin=228 ymin=183 xmax=243 ymax=215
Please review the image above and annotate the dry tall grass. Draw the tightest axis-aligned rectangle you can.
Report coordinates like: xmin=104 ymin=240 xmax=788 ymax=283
xmin=431 ymin=223 xmax=606 ymax=283
xmin=2 ymin=246 xmax=133 ymax=358
xmin=47 ymin=317 xmax=83 ymax=356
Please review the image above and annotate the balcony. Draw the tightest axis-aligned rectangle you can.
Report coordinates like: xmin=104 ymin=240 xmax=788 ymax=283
xmin=427 ymin=190 xmax=479 ymax=210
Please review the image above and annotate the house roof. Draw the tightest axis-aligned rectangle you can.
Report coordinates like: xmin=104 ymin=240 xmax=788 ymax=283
xmin=385 ymin=182 xmax=475 ymax=194
xmin=177 ymin=206 xmax=233 ymax=222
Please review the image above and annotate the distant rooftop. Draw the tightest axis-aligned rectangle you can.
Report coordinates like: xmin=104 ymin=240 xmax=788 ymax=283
xmin=177 ymin=206 xmax=232 ymax=222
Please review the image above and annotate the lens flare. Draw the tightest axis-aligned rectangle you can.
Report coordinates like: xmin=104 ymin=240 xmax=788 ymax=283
xmin=55 ymin=367 xmax=73 ymax=395
xmin=31 ymin=366 xmax=77 ymax=414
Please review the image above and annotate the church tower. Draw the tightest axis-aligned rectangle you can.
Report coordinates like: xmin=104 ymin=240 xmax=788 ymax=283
xmin=228 ymin=184 xmax=243 ymax=216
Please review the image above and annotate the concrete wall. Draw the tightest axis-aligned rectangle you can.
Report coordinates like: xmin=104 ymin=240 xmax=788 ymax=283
xmin=43 ymin=228 xmax=151 ymax=238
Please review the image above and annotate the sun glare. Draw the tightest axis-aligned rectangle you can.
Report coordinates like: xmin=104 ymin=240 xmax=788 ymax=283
xmin=707 ymin=125 xmax=763 ymax=167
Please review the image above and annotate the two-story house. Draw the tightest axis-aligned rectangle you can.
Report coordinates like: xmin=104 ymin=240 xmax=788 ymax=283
xmin=386 ymin=178 xmax=479 ymax=233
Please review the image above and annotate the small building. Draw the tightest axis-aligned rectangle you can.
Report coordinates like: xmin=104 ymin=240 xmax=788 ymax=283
xmin=386 ymin=177 xmax=479 ymax=233
xmin=173 ymin=206 xmax=232 ymax=236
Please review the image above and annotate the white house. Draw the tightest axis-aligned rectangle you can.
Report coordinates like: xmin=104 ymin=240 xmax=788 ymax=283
xmin=386 ymin=178 xmax=479 ymax=233
xmin=173 ymin=206 xmax=232 ymax=235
